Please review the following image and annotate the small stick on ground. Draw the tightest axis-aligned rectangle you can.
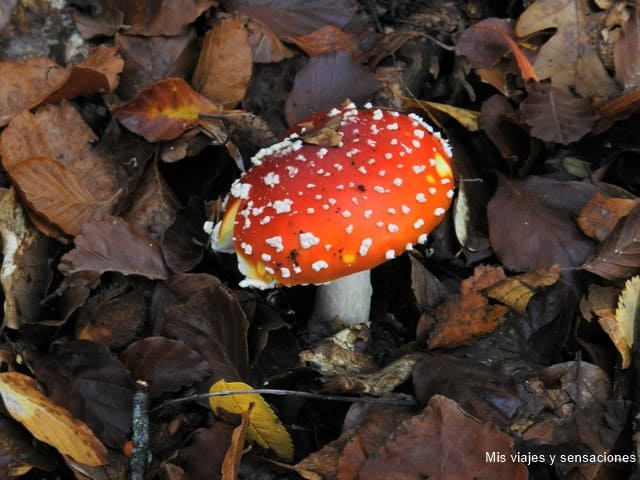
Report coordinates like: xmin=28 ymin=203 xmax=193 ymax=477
xmin=129 ymin=380 xmax=150 ymax=480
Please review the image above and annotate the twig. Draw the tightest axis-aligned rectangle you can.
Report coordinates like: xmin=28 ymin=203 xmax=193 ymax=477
xmin=128 ymin=380 xmax=151 ymax=480
xmin=152 ymin=388 xmax=418 ymax=414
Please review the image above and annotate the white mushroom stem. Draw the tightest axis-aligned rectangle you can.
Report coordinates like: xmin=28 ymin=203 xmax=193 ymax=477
xmin=312 ymin=270 xmax=372 ymax=326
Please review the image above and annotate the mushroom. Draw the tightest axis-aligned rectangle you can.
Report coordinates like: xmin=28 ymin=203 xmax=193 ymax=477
xmin=209 ymin=102 xmax=454 ymax=326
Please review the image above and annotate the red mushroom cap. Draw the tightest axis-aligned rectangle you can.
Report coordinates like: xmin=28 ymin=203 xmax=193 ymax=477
xmin=211 ymin=102 xmax=454 ymax=288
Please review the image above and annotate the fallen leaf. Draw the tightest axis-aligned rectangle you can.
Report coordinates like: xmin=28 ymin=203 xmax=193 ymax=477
xmin=0 ymin=416 xmax=57 ymax=475
xmin=180 ymin=424 xmax=235 ymax=480
xmin=356 ymin=395 xmax=528 ymax=480
xmin=0 ymin=188 xmax=53 ymax=329
xmin=244 ymin=16 xmax=294 ymax=63
xmin=485 ymin=264 xmax=561 ymax=313
xmin=8 ymin=157 xmax=114 ymax=237
xmin=487 ymin=175 xmax=596 ymax=272
xmin=73 ymin=5 xmax=123 ymax=39
xmin=42 ymin=45 xmax=124 ymax=104
xmin=583 ymin=203 xmax=640 ymax=280
xmin=58 ymin=216 xmax=169 ymax=283
xmin=228 ymin=0 xmax=357 ymax=38
xmin=609 ymin=275 xmax=639 ymax=368
xmin=115 ymin=32 xmax=198 ymax=100
xmin=192 ymin=17 xmax=253 ymax=109
xmin=0 ymin=372 xmax=107 ymax=466
xmin=152 ymin=273 xmax=249 ymax=381
xmin=0 ymin=103 xmax=121 ymax=236
xmin=285 ymin=51 xmax=381 ymax=125
xmin=577 ymin=192 xmax=640 ymax=242
xmin=520 ymin=82 xmax=599 ymax=144
xmin=23 ymin=341 xmax=134 ymax=448
xmin=515 ymin=0 xmax=619 ymax=98
xmin=222 ymin=409 xmax=251 ymax=480
xmin=125 ymin=0 xmax=218 ymax=36
xmin=460 ymin=264 xmax=507 ymax=294
xmin=121 ymin=337 xmax=211 ymax=397
xmin=286 ymin=25 xmax=360 ymax=57
xmin=428 ymin=291 xmax=510 ymax=349
xmin=209 ymin=379 xmax=294 ymax=461
xmin=114 ymin=77 xmax=219 ymax=142
xmin=457 ymin=18 xmax=537 ymax=81
xmin=0 ymin=57 xmax=67 ymax=127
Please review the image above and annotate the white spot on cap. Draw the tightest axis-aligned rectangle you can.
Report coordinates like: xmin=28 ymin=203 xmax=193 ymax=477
xmin=251 ymin=206 xmax=265 ymax=216
xmin=286 ymin=166 xmax=299 ymax=177
xmin=387 ymin=224 xmax=399 ymax=233
xmin=435 ymin=207 xmax=446 ymax=216
xmin=334 ymin=163 xmax=344 ymax=171
xmin=379 ymin=170 xmax=386 ymax=176
xmin=345 ymin=224 xmax=354 ymax=233
xmin=280 ymin=267 xmax=291 ymax=278
xmin=342 ymin=210 xmax=352 ymax=218
xmin=412 ymin=165 xmax=427 ymax=174
xmin=414 ymin=129 xmax=425 ymax=139
xmin=266 ymin=236 xmax=284 ymax=252
xmin=385 ymin=249 xmax=396 ymax=259
xmin=364 ymin=210 xmax=373 ymax=218
xmin=273 ymin=199 xmax=293 ymax=213
xmin=405 ymin=243 xmax=413 ymax=251
xmin=328 ymin=107 xmax=341 ymax=117
xmin=401 ymin=205 xmax=410 ymax=214
xmin=376 ymin=221 xmax=384 ymax=227
xmin=312 ymin=260 xmax=329 ymax=271
xmin=364 ymin=102 xmax=373 ymax=109
xmin=374 ymin=186 xmax=386 ymax=194
xmin=384 ymin=153 xmax=393 ymax=160
xmin=418 ymin=233 xmax=428 ymax=244
xmin=307 ymin=207 xmax=315 ymax=214
xmin=412 ymin=139 xmax=421 ymax=149
xmin=263 ymin=172 xmax=280 ymax=186
xmin=429 ymin=187 xmax=437 ymax=195
xmin=241 ymin=242 xmax=252 ymax=255
xmin=260 ymin=216 xmax=271 ymax=225
xmin=359 ymin=238 xmax=373 ymax=256
xmin=316 ymin=148 xmax=328 ymax=159
xmin=447 ymin=189 xmax=455 ymax=198
xmin=414 ymin=219 xmax=425 ymax=229
xmin=230 ymin=181 xmax=251 ymax=199
xmin=373 ymin=109 xmax=384 ymax=120
xmin=358 ymin=166 xmax=367 ymax=174
xmin=367 ymin=139 xmax=377 ymax=147
xmin=261 ymin=253 xmax=272 ymax=262
xmin=390 ymin=138 xmax=398 ymax=145
xmin=441 ymin=178 xmax=451 ymax=184
xmin=387 ymin=208 xmax=397 ymax=214
xmin=416 ymin=193 xmax=427 ymax=203
xmin=393 ymin=178 xmax=403 ymax=187
xmin=386 ymin=122 xmax=399 ymax=130
xmin=299 ymin=232 xmax=320 ymax=249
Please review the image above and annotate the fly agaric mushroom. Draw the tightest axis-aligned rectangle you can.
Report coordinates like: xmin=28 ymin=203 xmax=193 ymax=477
xmin=209 ymin=102 xmax=454 ymax=326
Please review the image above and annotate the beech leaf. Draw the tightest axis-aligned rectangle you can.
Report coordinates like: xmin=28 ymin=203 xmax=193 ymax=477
xmin=488 ymin=175 xmax=595 ymax=272
xmin=0 ymin=372 xmax=107 ymax=467
xmin=59 ymin=216 xmax=169 ymax=282
xmin=209 ymin=379 xmax=294 ymax=461
xmin=520 ymin=83 xmax=599 ymax=144
xmin=113 ymin=78 xmax=219 ymax=142
xmin=515 ymin=0 xmax=619 ymax=98
xmin=611 ymin=276 xmax=639 ymax=369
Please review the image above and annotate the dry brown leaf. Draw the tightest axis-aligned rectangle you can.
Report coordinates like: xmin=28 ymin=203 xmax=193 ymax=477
xmin=192 ymin=17 xmax=253 ymax=109
xmin=8 ymin=157 xmax=114 ymax=237
xmin=244 ymin=16 xmax=294 ymax=63
xmin=485 ymin=264 xmax=561 ymax=313
xmin=114 ymin=78 xmax=219 ymax=142
xmin=610 ymin=275 xmax=639 ymax=368
xmin=583 ymin=203 xmax=640 ymax=280
xmin=577 ymin=193 xmax=640 ymax=242
xmin=229 ymin=0 xmax=357 ymax=38
xmin=285 ymin=51 xmax=381 ymax=124
xmin=515 ymin=0 xmax=619 ymax=98
xmin=428 ymin=291 xmax=510 ymax=349
xmin=286 ymin=25 xmax=360 ymax=57
xmin=356 ymin=395 xmax=528 ymax=480
xmin=43 ymin=45 xmax=124 ymax=104
xmin=125 ymin=0 xmax=218 ymax=36
xmin=488 ymin=175 xmax=596 ymax=272
xmin=222 ymin=408 xmax=251 ymax=480
xmin=0 ymin=188 xmax=52 ymax=329
xmin=460 ymin=264 xmax=507 ymax=294
xmin=0 ymin=103 xmax=120 ymax=236
xmin=59 ymin=216 xmax=169 ymax=282
xmin=0 ymin=57 xmax=67 ymax=127
xmin=0 ymin=372 xmax=107 ymax=467
xmin=520 ymin=82 xmax=599 ymax=144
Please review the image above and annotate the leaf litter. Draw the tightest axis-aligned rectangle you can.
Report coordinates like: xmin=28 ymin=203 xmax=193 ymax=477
xmin=0 ymin=0 xmax=639 ymax=479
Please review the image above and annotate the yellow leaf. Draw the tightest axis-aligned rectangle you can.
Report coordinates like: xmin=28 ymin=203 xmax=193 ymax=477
xmin=611 ymin=276 xmax=639 ymax=369
xmin=0 ymin=372 xmax=107 ymax=466
xmin=209 ymin=380 xmax=294 ymax=461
